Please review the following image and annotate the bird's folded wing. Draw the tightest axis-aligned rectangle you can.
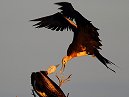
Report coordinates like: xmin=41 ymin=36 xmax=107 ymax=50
xmin=30 ymin=12 xmax=75 ymax=31
xmin=31 ymin=72 xmax=66 ymax=97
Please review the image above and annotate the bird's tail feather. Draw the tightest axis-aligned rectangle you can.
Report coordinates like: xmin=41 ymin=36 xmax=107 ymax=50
xmin=94 ymin=49 xmax=117 ymax=73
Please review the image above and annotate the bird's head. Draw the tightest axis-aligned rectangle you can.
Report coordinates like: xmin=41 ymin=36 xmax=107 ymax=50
xmin=62 ymin=57 xmax=67 ymax=65
xmin=62 ymin=56 xmax=71 ymax=66
xmin=47 ymin=64 xmax=60 ymax=75
xmin=60 ymin=56 xmax=71 ymax=73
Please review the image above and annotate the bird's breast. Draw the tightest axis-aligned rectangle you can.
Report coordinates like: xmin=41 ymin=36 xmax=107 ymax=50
xmin=69 ymin=45 xmax=88 ymax=58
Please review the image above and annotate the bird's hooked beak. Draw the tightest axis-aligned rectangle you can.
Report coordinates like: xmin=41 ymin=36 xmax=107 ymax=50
xmin=60 ymin=63 xmax=66 ymax=74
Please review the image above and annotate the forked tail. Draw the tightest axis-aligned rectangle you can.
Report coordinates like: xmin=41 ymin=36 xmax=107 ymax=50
xmin=94 ymin=49 xmax=117 ymax=73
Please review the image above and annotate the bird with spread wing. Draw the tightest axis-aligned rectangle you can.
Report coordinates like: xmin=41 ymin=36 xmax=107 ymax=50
xmin=30 ymin=2 xmax=117 ymax=73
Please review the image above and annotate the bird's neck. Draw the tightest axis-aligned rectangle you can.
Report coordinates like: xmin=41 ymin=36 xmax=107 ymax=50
xmin=64 ymin=55 xmax=73 ymax=62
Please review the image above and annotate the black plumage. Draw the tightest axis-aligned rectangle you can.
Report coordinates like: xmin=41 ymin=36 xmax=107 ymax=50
xmin=31 ymin=71 xmax=66 ymax=97
xmin=30 ymin=2 xmax=116 ymax=73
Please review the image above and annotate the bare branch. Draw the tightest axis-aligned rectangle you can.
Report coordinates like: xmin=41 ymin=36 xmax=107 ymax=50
xmin=56 ymin=74 xmax=72 ymax=87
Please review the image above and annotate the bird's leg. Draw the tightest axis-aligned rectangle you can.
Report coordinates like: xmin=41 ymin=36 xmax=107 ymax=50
xmin=56 ymin=74 xmax=72 ymax=87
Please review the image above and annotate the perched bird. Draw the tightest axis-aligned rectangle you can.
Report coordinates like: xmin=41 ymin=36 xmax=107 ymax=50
xmin=30 ymin=2 xmax=116 ymax=73
xmin=31 ymin=71 xmax=66 ymax=97
xmin=31 ymin=64 xmax=71 ymax=97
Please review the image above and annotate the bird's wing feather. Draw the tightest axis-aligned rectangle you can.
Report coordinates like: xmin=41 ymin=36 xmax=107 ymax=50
xmin=56 ymin=2 xmax=102 ymax=50
xmin=55 ymin=2 xmax=75 ymax=19
xmin=30 ymin=12 xmax=75 ymax=31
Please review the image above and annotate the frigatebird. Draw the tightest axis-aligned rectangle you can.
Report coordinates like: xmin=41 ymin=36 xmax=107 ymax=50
xmin=31 ymin=71 xmax=66 ymax=97
xmin=31 ymin=65 xmax=71 ymax=97
xmin=30 ymin=2 xmax=116 ymax=73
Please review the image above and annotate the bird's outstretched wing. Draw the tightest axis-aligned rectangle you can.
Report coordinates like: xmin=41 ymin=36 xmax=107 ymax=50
xmin=30 ymin=12 xmax=75 ymax=31
xmin=55 ymin=2 xmax=102 ymax=50
xmin=56 ymin=2 xmax=117 ymax=72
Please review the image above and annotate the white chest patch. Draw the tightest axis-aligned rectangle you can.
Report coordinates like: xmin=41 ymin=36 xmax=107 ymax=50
xmin=77 ymin=51 xmax=88 ymax=57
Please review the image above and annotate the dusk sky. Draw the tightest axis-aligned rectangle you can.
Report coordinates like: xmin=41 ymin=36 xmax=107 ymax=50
xmin=0 ymin=0 xmax=129 ymax=97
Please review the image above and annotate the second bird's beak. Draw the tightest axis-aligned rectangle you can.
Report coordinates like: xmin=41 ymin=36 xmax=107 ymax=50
xmin=55 ymin=64 xmax=60 ymax=68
